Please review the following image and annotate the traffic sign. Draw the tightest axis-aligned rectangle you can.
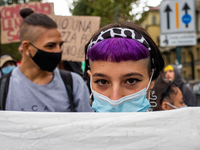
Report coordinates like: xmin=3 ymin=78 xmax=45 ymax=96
xmin=160 ymin=0 xmax=195 ymax=34
xmin=160 ymin=33 xmax=196 ymax=47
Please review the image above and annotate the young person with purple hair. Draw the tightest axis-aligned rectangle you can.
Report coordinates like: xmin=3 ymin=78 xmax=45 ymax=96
xmin=84 ymin=22 xmax=164 ymax=112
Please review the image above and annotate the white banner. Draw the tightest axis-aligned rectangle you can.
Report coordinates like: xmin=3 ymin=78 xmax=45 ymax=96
xmin=0 ymin=107 xmax=200 ymax=150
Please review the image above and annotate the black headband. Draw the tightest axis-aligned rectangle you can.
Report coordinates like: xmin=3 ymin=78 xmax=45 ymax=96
xmin=86 ymin=27 xmax=151 ymax=55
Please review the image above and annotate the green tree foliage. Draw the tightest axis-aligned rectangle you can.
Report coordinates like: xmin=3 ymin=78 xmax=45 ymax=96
xmin=70 ymin=0 xmax=139 ymax=27
xmin=132 ymin=0 xmax=149 ymax=24
xmin=0 ymin=1 xmax=5 ymax=6
xmin=0 ymin=0 xmax=41 ymax=61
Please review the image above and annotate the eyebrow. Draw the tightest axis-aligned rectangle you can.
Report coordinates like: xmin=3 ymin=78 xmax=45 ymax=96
xmin=122 ymin=72 xmax=143 ymax=78
xmin=45 ymin=41 xmax=64 ymax=45
xmin=92 ymin=73 xmax=108 ymax=78
xmin=44 ymin=42 xmax=56 ymax=46
xmin=92 ymin=72 xmax=143 ymax=78
xmin=60 ymin=41 xmax=65 ymax=45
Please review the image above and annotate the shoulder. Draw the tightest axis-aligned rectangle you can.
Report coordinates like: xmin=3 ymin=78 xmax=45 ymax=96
xmin=58 ymin=69 xmax=83 ymax=82
xmin=182 ymin=83 xmax=193 ymax=93
xmin=71 ymin=72 xmax=89 ymax=91
xmin=70 ymin=72 xmax=85 ymax=82
xmin=9 ymin=67 xmax=21 ymax=78
xmin=58 ymin=69 xmax=86 ymax=88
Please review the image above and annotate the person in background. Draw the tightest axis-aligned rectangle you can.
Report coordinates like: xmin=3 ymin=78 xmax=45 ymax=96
xmin=84 ymin=22 xmax=164 ymax=112
xmin=151 ymin=75 xmax=186 ymax=111
xmin=164 ymin=64 xmax=196 ymax=106
xmin=0 ymin=8 xmax=93 ymax=112
xmin=0 ymin=54 xmax=17 ymax=77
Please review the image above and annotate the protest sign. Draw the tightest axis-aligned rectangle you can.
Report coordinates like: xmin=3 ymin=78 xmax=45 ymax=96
xmin=0 ymin=2 xmax=54 ymax=44
xmin=50 ymin=15 xmax=101 ymax=62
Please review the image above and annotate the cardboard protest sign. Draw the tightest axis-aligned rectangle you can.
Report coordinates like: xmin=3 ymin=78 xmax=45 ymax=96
xmin=0 ymin=2 xmax=54 ymax=44
xmin=50 ymin=15 xmax=101 ymax=62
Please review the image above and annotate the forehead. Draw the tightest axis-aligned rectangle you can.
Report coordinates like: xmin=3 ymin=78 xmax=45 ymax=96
xmin=166 ymin=86 xmax=182 ymax=101
xmin=165 ymin=70 xmax=174 ymax=73
xmin=90 ymin=59 xmax=149 ymax=77
xmin=34 ymin=27 xmax=62 ymax=44
xmin=173 ymin=87 xmax=183 ymax=102
xmin=164 ymin=65 xmax=174 ymax=73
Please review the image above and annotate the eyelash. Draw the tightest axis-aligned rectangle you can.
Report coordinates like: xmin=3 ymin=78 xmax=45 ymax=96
xmin=93 ymin=78 xmax=141 ymax=86
xmin=125 ymin=78 xmax=141 ymax=85
xmin=94 ymin=79 xmax=108 ymax=86
xmin=46 ymin=42 xmax=64 ymax=49
xmin=46 ymin=45 xmax=55 ymax=48
xmin=60 ymin=42 xmax=64 ymax=48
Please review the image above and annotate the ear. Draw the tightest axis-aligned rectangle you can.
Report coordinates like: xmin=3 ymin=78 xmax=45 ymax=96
xmin=149 ymin=80 xmax=155 ymax=90
xmin=161 ymin=101 xmax=170 ymax=110
xmin=22 ymin=41 xmax=30 ymax=56
xmin=87 ymin=70 xmax=91 ymax=77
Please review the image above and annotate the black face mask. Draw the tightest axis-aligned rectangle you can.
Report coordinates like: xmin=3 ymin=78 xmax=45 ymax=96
xmin=29 ymin=43 xmax=62 ymax=72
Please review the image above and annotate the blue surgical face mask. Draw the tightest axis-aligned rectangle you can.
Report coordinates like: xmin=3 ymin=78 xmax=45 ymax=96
xmin=91 ymin=70 xmax=154 ymax=112
xmin=92 ymin=88 xmax=151 ymax=112
xmin=2 ymin=65 xmax=16 ymax=74
xmin=166 ymin=102 xmax=187 ymax=109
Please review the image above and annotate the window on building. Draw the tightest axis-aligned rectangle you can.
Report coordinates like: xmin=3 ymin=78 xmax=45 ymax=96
xmin=152 ymin=15 xmax=156 ymax=25
xmin=182 ymin=52 xmax=185 ymax=62
xmin=198 ymin=69 xmax=200 ymax=79
xmin=188 ymin=52 xmax=193 ymax=62
xmin=183 ymin=70 xmax=186 ymax=79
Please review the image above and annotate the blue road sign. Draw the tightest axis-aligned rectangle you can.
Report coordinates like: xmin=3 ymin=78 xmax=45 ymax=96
xmin=182 ymin=14 xmax=191 ymax=27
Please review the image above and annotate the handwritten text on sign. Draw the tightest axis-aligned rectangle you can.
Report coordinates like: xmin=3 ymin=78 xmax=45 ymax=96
xmin=50 ymin=15 xmax=100 ymax=62
xmin=0 ymin=2 xmax=54 ymax=44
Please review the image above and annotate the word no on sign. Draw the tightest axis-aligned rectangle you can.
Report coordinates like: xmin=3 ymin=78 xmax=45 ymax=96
xmin=160 ymin=0 xmax=195 ymax=34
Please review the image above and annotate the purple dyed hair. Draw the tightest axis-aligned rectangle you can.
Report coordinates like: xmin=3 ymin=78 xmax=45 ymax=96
xmin=86 ymin=37 xmax=150 ymax=62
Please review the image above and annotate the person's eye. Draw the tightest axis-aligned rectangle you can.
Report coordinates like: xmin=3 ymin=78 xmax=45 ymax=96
xmin=125 ymin=78 xmax=140 ymax=85
xmin=46 ymin=44 xmax=55 ymax=48
xmin=60 ymin=42 xmax=64 ymax=48
xmin=94 ymin=79 xmax=108 ymax=86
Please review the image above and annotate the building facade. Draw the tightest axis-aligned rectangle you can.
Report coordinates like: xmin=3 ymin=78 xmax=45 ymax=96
xmin=141 ymin=1 xmax=200 ymax=83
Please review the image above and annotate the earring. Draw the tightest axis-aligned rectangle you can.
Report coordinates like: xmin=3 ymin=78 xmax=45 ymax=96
xmin=29 ymin=52 xmax=32 ymax=57
xmin=149 ymin=90 xmax=157 ymax=108
xmin=89 ymin=93 xmax=93 ymax=106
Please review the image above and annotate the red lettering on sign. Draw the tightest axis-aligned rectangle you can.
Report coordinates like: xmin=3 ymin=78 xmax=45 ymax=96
xmin=2 ymin=19 xmax=12 ymax=31
xmin=1 ymin=7 xmax=12 ymax=19
xmin=0 ymin=2 xmax=53 ymax=44
xmin=14 ymin=18 xmax=22 ymax=28
xmin=12 ymin=4 xmax=22 ymax=18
